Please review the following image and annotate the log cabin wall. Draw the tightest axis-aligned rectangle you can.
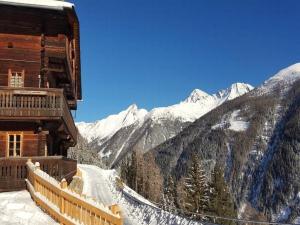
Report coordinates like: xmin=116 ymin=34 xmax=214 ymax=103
xmin=0 ymin=131 xmax=47 ymax=158
xmin=0 ymin=34 xmax=41 ymax=88
xmin=0 ymin=132 xmax=5 ymax=158
xmin=0 ymin=33 xmax=73 ymax=89
xmin=0 ymin=119 xmax=72 ymax=157
xmin=0 ymin=122 xmax=50 ymax=157
xmin=0 ymin=5 xmax=78 ymax=102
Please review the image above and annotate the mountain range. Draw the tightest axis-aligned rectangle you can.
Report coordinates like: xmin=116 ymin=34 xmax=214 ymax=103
xmin=76 ymin=82 xmax=253 ymax=167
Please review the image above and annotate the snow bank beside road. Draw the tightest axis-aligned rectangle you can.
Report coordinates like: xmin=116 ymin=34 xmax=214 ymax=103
xmin=0 ymin=190 xmax=58 ymax=225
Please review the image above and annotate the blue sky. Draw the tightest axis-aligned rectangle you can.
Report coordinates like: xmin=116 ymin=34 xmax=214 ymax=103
xmin=72 ymin=0 xmax=300 ymax=122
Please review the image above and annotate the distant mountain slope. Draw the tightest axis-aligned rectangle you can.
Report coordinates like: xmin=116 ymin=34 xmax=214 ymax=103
xmin=76 ymin=83 xmax=253 ymax=167
xmin=148 ymin=63 xmax=300 ymax=221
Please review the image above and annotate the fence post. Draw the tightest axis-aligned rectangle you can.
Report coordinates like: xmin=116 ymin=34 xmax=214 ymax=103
xmin=35 ymin=162 xmax=40 ymax=170
xmin=60 ymin=178 xmax=67 ymax=214
xmin=26 ymin=159 xmax=33 ymax=190
xmin=110 ymin=204 xmax=121 ymax=217
xmin=34 ymin=162 xmax=40 ymax=192
xmin=75 ymin=168 xmax=82 ymax=178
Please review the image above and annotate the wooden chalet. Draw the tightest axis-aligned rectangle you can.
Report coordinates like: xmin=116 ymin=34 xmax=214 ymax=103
xmin=0 ymin=0 xmax=81 ymax=191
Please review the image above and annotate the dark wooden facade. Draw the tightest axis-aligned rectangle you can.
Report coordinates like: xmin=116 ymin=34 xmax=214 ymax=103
xmin=0 ymin=1 xmax=81 ymax=159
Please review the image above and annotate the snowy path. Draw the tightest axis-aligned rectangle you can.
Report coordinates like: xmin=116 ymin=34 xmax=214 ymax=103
xmin=0 ymin=190 xmax=58 ymax=225
xmin=79 ymin=164 xmax=203 ymax=225
xmin=80 ymin=165 xmax=115 ymax=206
xmin=79 ymin=164 xmax=137 ymax=225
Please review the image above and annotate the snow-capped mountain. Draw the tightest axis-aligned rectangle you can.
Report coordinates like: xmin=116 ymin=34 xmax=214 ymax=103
xmin=76 ymin=104 xmax=148 ymax=143
xmin=76 ymin=82 xmax=253 ymax=167
xmin=256 ymin=63 xmax=300 ymax=95
xmin=214 ymin=82 xmax=254 ymax=102
xmin=148 ymin=82 xmax=253 ymax=122
xmin=149 ymin=63 xmax=300 ymax=222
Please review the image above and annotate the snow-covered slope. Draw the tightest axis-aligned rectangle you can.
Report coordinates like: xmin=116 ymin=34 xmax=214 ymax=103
xmin=79 ymin=164 xmax=202 ymax=225
xmin=264 ymin=63 xmax=300 ymax=87
xmin=0 ymin=191 xmax=58 ymax=225
xmin=256 ymin=63 xmax=300 ymax=95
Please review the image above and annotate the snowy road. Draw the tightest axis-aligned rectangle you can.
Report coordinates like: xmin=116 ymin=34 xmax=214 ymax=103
xmin=79 ymin=164 xmax=138 ymax=225
xmin=80 ymin=165 xmax=113 ymax=205
xmin=0 ymin=190 xmax=58 ymax=225
xmin=79 ymin=164 xmax=203 ymax=225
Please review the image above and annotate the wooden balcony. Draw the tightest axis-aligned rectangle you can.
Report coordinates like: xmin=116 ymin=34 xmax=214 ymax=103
xmin=0 ymin=87 xmax=77 ymax=143
xmin=0 ymin=156 xmax=77 ymax=192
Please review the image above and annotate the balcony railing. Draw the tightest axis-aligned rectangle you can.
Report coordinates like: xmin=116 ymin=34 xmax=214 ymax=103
xmin=0 ymin=156 xmax=77 ymax=192
xmin=0 ymin=87 xmax=77 ymax=142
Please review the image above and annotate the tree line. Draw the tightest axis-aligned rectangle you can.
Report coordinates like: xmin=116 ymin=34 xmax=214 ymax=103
xmin=120 ymin=151 xmax=237 ymax=225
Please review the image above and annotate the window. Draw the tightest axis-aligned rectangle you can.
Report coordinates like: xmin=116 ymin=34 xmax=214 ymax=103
xmin=8 ymin=134 xmax=22 ymax=157
xmin=9 ymin=70 xmax=24 ymax=87
xmin=7 ymin=42 xmax=13 ymax=48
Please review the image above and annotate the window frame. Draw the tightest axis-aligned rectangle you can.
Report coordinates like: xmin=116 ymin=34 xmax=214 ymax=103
xmin=8 ymin=69 xmax=25 ymax=88
xmin=6 ymin=132 xmax=23 ymax=157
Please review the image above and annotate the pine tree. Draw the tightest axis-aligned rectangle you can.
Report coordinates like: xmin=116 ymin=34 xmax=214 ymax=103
xmin=127 ymin=150 xmax=138 ymax=190
xmin=163 ymin=175 xmax=177 ymax=214
xmin=207 ymin=165 xmax=236 ymax=225
xmin=143 ymin=153 xmax=163 ymax=203
xmin=122 ymin=150 xmax=163 ymax=203
xmin=181 ymin=153 xmax=209 ymax=219
xmin=120 ymin=156 xmax=130 ymax=183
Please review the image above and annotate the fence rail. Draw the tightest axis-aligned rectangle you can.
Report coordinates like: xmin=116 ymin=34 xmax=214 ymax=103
xmin=26 ymin=160 xmax=123 ymax=225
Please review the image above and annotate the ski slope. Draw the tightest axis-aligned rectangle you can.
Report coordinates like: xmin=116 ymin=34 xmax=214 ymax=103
xmin=79 ymin=164 xmax=203 ymax=225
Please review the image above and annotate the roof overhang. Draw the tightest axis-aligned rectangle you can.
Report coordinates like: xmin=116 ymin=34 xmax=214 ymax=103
xmin=0 ymin=0 xmax=74 ymax=10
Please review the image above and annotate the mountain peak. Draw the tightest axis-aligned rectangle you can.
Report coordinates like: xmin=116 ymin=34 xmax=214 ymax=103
xmin=126 ymin=104 xmax=138 ymax=112
xmin=184 ymin=89 xmax=211 ymax=103
xmin=215 ymin=82 xmax=254 ymax=101
xmin=76 ymin=104 xmax=147 ymax=143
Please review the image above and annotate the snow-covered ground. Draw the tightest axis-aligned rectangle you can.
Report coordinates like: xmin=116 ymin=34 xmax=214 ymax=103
xmin=212 ymin=110 xmax=249 ymax=132
xmin=0 ymin=190 xmax=58 ymax=225
xmin=79 ymin=164 xmax=203 ymax=225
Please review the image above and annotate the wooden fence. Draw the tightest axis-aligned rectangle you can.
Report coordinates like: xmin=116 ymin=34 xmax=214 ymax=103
xmin=26 ymin=160 xmax=123 ymax=225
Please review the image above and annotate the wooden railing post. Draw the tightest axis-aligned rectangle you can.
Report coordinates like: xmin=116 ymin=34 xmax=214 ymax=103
xmin=33 ymin=162 xmax=40 ymax=192
xmin=60 ymin=178 xmax=67 ymax=214
xmin=110 ymin=204 xmax=121 ymax=217
xmin=35 ymin=162 xmax=40 ymax=170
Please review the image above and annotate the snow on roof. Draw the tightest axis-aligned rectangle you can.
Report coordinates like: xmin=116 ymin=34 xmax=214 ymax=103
xmin=0 ymin=0 xmax=74 ymax=11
